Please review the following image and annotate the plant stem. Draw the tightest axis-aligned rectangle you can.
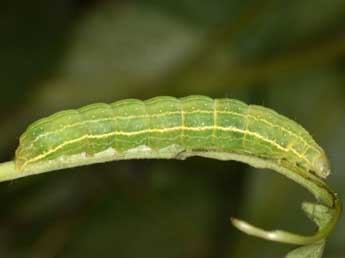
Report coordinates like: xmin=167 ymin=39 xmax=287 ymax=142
xmin=0 ymin=161 xmax=23 ymax=182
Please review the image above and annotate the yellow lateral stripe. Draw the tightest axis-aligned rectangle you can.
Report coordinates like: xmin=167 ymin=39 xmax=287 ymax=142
xmin=20 ymin=109 xmax=318 ymax=156
xmin=21 ymin=125 xmax=311 ymax=170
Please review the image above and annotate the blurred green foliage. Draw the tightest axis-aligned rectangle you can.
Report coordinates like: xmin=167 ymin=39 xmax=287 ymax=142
xmin=0 ymin=0 xmax=344 ymax=257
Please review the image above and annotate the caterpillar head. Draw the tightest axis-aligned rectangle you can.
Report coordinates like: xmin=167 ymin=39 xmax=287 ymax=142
xmin=312 ymin=154 xmax=331 ymax=179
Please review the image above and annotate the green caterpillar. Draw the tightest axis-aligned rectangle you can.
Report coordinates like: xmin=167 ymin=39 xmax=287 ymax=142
xmin=16 ymin=95 xmax=329 ymax=179
xmin=3 ymin=95 xmax=340 ymax=249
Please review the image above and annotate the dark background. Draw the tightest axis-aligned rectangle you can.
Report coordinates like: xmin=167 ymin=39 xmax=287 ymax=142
xmin=0 ymin=1 xmax=344 ymax=257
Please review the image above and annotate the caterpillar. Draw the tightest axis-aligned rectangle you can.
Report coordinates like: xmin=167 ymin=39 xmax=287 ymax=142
xmin=5 ymin=95 xmax=341 ymax=250
xmin=15 ymin=95 xmax=329 ymax=179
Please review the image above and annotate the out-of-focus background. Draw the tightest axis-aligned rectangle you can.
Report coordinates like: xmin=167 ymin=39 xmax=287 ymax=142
xmin=0 ymin=1 xmax=344 ymax=257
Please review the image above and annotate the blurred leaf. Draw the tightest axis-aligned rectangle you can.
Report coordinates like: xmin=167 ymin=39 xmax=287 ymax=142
xmin=285 ymin=242 xmax=325 ymax=258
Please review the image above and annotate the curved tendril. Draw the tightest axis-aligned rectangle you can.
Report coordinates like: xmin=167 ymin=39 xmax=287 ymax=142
xmin=230 ymin=194 xmax=342 ymax=245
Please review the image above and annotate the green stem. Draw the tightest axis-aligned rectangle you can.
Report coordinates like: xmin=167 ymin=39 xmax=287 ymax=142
xmin=231 ymin=159 xmax=342 ymax=245
xmin=0 ymin=156 xmax=341 ymax=246
xmin=179 ymin=151 xmax=342 ymax=245
xmin=0 ymin=161 xmax=20 ymax=181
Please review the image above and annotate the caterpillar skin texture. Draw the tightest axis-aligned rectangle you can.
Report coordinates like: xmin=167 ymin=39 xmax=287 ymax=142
xmin=15 ymin=96 xmax=330 ymax=178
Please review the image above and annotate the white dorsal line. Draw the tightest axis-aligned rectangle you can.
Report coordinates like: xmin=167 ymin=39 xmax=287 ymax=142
xmin=20 ymin=125 xmax=312 ymax=170
xmin=19 ymin=109 xmax=319 ymax=156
